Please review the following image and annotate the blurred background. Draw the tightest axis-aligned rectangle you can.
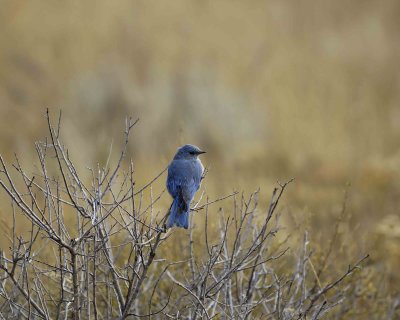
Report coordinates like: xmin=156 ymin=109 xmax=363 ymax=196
xmin=0 ymin=0 xmax=399 ymax=306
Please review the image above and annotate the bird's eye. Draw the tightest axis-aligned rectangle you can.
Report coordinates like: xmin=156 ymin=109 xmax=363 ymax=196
xmin=189 ymin=151 xmax=195 ymax=155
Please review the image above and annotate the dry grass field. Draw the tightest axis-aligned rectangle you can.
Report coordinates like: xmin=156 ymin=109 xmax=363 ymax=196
xmin=0 ymin=0 xmax=399 ymax=318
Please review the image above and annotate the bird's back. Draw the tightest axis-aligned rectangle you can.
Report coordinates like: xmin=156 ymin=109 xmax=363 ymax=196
xmin=167 ymin=158 xmax=203 ymax=200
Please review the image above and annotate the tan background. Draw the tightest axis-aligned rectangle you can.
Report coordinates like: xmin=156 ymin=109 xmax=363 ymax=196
xmin=0 ymin=0 xmax=399 ymax=306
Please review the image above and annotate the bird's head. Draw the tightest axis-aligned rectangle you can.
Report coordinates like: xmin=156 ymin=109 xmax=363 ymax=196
xmin=174 ymin=144 xmax=206 ymax=160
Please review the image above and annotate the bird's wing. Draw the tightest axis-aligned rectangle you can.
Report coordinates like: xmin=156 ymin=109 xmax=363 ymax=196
xmin=167 ymin=160 xmax=201 ymax=203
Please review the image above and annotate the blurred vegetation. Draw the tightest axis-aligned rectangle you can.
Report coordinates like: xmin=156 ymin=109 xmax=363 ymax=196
xmin=0 ymin=0 xmax=399 ymax=317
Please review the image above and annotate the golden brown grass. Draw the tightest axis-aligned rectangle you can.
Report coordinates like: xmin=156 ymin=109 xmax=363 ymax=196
xmin=0 ymin=0 xmax=399 ymax=318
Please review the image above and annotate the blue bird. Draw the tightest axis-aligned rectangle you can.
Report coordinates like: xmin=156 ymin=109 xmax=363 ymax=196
xmin=166 ymin=144 xmax=206 ymax=229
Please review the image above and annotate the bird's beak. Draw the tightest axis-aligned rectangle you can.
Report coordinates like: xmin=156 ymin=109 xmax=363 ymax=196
xmin=197 ymin=150 xmax=206 ymax=155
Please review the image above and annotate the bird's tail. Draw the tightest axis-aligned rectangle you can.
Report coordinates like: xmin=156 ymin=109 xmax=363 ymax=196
xmin=166 ymin=197 xmax=189 ymax=229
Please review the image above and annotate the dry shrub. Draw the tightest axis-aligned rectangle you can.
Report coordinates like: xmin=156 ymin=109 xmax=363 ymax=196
xmin=0 ymin=112 xmax=395 ymax=319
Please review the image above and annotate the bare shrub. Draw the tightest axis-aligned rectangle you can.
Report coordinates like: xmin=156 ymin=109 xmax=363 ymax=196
xmin=0 ymin=111 xmax=369 ymax=319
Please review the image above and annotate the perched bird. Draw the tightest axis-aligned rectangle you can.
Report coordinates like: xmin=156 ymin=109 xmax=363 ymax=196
xmin=166 ymin=144 xmax=206 ymax=229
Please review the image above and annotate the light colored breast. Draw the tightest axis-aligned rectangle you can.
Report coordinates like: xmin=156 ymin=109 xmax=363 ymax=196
xmin=196 ymin=158 xmax=204 ymax=179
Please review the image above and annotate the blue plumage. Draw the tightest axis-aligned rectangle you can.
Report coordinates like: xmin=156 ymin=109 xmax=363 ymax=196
xmin=166 ymin=145 xmax=205 ymax=229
